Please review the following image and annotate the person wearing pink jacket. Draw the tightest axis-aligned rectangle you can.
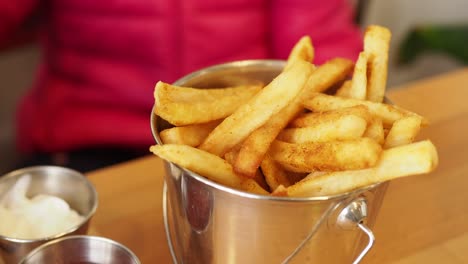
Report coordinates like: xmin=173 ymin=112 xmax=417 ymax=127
xmin=5 ymin=0 xmax=362 ymax=171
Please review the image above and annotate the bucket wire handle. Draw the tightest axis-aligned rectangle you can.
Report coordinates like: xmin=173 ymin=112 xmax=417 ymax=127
xmin=281 ymin=202 xmax=337 ymax=264
xmin=336 ymin=197 xmax=375 ymax=264
xmin=355 ymin=223 xmax=375 ymax=264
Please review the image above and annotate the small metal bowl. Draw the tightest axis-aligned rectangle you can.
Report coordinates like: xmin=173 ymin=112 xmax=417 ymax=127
xmin=20 ymin=235 xmax=140 ymax=264
xmin=0 ymin=166 xmax=98 ymax=264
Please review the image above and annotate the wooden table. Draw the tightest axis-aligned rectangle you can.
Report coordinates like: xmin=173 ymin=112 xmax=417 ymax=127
xmin=87 ymin=69 xmax=468 ymax=264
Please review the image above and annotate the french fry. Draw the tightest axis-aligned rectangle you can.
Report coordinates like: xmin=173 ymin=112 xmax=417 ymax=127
xmin=290 ymin=105 xmax=372 ymax=128
xmin=240 ymin=179 xmax=270 ymax=195
xmin=284 ymin=36 xmax=314 ymax=71
xmin=287 ymin=140 xmax=438 ymax=196
xmin=302 ymin=93 xmax=428 ymax=127
xmin=349 ymin=51 xmax=368 ymax=100
xmin=273 ymin=172 xmax=328 ymax=196
xmin=271 ymin=185 xmax=288 ymax=196
xmin=303 ymin=58 xmax=353 ymax=93
xmin=160 ymin=120 xmax=221 ymax=147
xmin=230 ymin=40 xmax=314 ymax=177
xmin=223 ymin=146 xmax=271 ymax=193
xmin=364 ymin=117 xmax=385 ymax=145
xmin=384 ymin=116 xmax=422 ymax=149
xmin=261 ymin=154 xmax=291 ymax=191
xmin=224 ymin=147 xmax=270 ymax=191
xmin=150 ymin=144 xmax=243 ymax=189
xmin=233 ymin=58 xmax=354 ymax=177
xmin=223 ymin=143 xmax=243 ymax=166
xmin=154 ymin=82 xmax=262 ymax=126
xmin=232 ymin=110 xmax=295 ymax=178
xmin=156 ymin=81 xmax=262 ymax=102
xmin=364 ymin=25 xmax=391 ymax=102
xmin=302 ymin=171 xmax=329 ymax=180
xmin=270 ymin=138 xmax=382 ymax=173
xmin=199 ymin=60 xmax=314 ymax=157
xmin=277 ymin=115 xmax=367 ymax=143
xmin=150 ymin=144 xmax=267 ymax=194
xmin=335 ymin=80 xmax=352 ymax=97
xmin=224 ymin=150 xmax=238 ymax=166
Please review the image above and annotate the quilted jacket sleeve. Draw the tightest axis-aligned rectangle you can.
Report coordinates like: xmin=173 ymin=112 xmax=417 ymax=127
xmin=0 ymin=0 xmax=39 ymax=44
xmin=270 ymin=0 xmax=362 ymax=64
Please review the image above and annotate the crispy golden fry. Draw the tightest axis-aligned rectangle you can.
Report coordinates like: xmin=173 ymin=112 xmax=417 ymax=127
xmin=150 ymin=144 xmax=243 ymax=189
xmin=384 ymin=116 xmax=422 ymax=149
xmin=233 ymin=58 xmax=353 ymax=177
xmin=150 ymin=144 xmax=268 ymax=194
xmin=224 ymin=151 xmax=237 ymax=166
xmin=199 ymin=60 xmax=314 ymax=157
xmin=160 ymin=120 xmax=221 ymax=147
xmin=232 ymin=109 xmax=295 ymax=178
xmin=290 ymin=105 xmax=372 ymax=128
xmin=302 ymin=93 xmax=428 ymax=126
xmin=270 ymin=138 xmax=382 ymax=173
xmin=364 ymin=117 xmax=385 ymax=145
xmin=335 ymin=80 xmax=352 ymax=97
xmin=240 ymin=179 xmax=269 ymax=195
xmin=271 ymin=185 xmax=288 ymax=196
xmin=284 ymin=36 xmax=314 ymax=71
xmin=301 ymin=171 xmax=328 ymax=181
xmin=278 ymin=115 xmax=367 ymax=143
xmin=287 ymin=140 xmax=438 ymax=196
xmin=223 ymin=144 xmax=241 ymax=165
xmin=225 ymin=146 xmax=270 ymax=190
xmin=154 ymin=82 xmax=262 ymax=126
xmin=261 ymin=154 xmax=291 ymax=191
xmin=364 ymin=25 xmax=391 ymax=102
xmin=349 ymin=51 xmax=369 ymax=100
xmin=156 ymin=81 xmax=262 ymax=102
xmin=303 ymin=58 xmax=353 ymax=93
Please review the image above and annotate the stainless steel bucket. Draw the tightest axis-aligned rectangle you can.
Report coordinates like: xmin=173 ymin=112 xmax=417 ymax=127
xmin=151 ymin=60 xmax=389 ymax=264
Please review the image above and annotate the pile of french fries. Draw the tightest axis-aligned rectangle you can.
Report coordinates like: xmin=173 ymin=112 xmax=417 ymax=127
xmin=150 ymin=25 xmax=438 ymax=197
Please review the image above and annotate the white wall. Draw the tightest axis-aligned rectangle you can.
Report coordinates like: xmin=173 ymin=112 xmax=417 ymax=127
xmin=362 ymin=0 xmax=466 ymax=87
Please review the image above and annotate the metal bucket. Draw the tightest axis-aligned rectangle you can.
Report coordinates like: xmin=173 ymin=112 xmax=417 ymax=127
xmin=151 ymin=60 xmax=389 ymax=264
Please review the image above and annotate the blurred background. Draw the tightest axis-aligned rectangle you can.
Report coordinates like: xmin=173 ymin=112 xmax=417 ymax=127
xmin=0 ymin=0 xmax=466 ymax=174
xmin=0 ymin=44 xmax=39 ymax=174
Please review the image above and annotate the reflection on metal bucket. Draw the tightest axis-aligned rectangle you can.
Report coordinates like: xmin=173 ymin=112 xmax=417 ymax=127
xmin=181 ymin=174 xmax=213 ymax=233
xmin=151 ymin=60 xmax=389 ymax=263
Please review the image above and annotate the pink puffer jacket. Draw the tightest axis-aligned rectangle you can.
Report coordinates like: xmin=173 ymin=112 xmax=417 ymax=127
xmin=5 ymin=0 xmax=362 ymax=153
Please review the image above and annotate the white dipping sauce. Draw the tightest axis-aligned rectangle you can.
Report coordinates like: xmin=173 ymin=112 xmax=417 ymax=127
xmin=0 ymin=175 xmax=84 ymax=239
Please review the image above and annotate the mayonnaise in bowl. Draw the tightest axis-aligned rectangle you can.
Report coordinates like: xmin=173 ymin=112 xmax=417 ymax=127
xmin=0 ymin=175 xmax=84 ymax=239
